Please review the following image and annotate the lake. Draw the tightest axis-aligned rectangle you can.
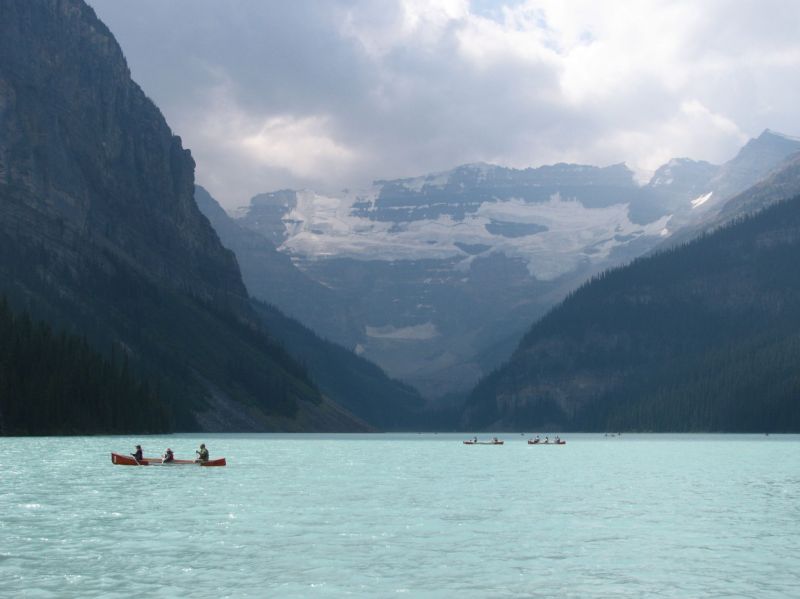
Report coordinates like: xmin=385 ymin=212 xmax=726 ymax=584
xmin=1 ymin=433 xmax=798 ymax=598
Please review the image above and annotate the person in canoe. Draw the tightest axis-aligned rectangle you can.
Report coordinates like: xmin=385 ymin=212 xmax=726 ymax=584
xmin=131 ymin=445 xmax=143 ymax=462
xmin=163 ymin=448 xmax=175 ymax=463
xmin=195 ymin=443 xmax=209 ymax=463
xmin=532 ymin=435 xmax=540 ymax=444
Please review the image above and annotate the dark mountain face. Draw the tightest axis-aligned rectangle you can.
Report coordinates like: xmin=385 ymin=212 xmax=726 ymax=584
xmin=462 ymin=195 xmax=800 ymax=432
xmin=239 ymin=190 xmax=298 ymax=246
xmin=0 ymin=0 xmax=248 ymax=317
xmin=0 ymin=0 xmax=366 ymax=432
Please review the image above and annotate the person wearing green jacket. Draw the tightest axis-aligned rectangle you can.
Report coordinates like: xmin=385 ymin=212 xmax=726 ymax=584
xmin=196 ymin=443 xmax=209 ymax=462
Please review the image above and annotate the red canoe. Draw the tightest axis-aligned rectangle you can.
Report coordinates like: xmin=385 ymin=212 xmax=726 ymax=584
xmin=111 ymin=452 xmax=227 ymax=467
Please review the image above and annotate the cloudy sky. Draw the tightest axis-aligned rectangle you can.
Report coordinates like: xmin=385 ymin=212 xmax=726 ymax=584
xmin=90 ymin=0 xmax=800 ymax=209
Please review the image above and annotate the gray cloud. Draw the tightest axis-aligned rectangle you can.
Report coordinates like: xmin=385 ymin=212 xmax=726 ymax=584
xmin=89 ymin=0 xmax=800 ymax=208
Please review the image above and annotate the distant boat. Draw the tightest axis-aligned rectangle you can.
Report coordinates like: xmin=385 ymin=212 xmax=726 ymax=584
xmin=111 ymin=452 xmax=227 ymax=467
xmin=528 ymin=439 xmax=566 ymax=445
xmin=463 ymin=439 xmax=504 ymax=445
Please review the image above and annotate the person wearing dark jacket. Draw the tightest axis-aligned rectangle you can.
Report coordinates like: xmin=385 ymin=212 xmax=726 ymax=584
xmin=196 ymin=444 xmax=209 ymax=462
xmin=132 ymin=445 xmax=143 ymax=461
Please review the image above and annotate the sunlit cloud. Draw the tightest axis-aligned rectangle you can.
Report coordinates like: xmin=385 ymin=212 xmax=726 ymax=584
xmin=90 ymin=0 xmax=800 ymax=208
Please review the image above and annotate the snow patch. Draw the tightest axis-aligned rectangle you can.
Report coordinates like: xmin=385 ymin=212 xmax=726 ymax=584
xmin=279 ymin=192 xmax=670 ymax=281
xmin=691 ymin=191 xmax=713 ymax=209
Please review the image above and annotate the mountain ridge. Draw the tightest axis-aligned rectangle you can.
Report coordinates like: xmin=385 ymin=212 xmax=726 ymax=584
xmin=225 ymin=130 xmax=800 ymax=398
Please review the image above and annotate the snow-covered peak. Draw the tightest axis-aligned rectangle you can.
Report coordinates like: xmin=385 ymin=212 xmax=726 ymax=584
xmin=271 ymin=191 xmax=668 ymax=281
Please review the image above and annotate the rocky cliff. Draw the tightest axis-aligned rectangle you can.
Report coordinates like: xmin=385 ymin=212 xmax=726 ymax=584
xmin=0 ymin=0 xmax=366 ymax=431
xmin=0 ymin=0 xmax=249 ymax=316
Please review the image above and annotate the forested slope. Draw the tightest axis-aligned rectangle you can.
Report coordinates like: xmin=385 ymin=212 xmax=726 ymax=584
xmin=0 ymin=298 xmax=168 ymax=435
xmin=463 ymin=196 xmax=800 ymax=432
xmin=253 ymin=300 xmax=427 ymax=430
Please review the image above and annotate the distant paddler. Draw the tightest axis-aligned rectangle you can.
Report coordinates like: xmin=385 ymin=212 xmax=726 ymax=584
xmin=195 ymin=443 xmax=209 ymax=463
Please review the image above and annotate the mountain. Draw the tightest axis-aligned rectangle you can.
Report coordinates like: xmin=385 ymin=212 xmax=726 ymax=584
xmin=461 ymin=194 xmax=800 ymax=432
xmin=716 ymin=152 xmax=800 ymax=222
xmin=194 ymin=186 xmax=361 ymax=347
xmin=654 ymin=130 xmax=800 ymax=243
xmin=196 ymin=186 xmax=428 ymax=429
xmin=710 ymin=130 xmax=800 ymax=200
xmin=231 ymin=133 xmax=800 ymax=398
xmin=0 ymin=0 xmax=365 ymax=432
xmin=235 ymin=164 xmax=662 ymax=398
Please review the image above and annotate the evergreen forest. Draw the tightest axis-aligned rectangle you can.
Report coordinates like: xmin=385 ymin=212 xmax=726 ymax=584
xmin=0 ymin=297 xmax=169 ymax=434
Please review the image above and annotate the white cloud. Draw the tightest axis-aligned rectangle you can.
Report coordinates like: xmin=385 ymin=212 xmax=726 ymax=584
xmin=89 ymin=0 xmax=800 ymax=208
xmin=239 ymin=115 xmax=357 ymax=179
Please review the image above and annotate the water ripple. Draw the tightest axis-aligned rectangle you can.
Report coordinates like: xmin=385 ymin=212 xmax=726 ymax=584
xmin=0 ymin=433 xmax=798 ymax=597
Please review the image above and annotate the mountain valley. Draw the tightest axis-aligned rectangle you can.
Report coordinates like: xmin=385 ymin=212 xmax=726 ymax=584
xmin=227 ymin=131 xmax=800 ymax=398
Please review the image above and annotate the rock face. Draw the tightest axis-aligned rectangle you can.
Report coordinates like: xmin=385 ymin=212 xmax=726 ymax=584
xmin=716 ymin=152 xmax=800 ymax=222
xmin=0 ymin=0 xmax=248 ymax=317
xmin=653 ymin=130 xmax=800 ymax=245
xmin=0 ymin=0 xmax=366 ymax=431
xmin=229 ymin=133 xmax=800 ymax=398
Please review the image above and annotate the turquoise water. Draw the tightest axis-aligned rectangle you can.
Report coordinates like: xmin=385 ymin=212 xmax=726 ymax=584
xmin=1 ymin=434 xmax=799 ymax=598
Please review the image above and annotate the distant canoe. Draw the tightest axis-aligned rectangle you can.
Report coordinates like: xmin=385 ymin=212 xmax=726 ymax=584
xmin=463 ymin=440 xmax=504 ymax=445
xmin=111 ymin=452 xmax=226 ymax=467
xmin=527 ymin=440 xmax=566 ymax=445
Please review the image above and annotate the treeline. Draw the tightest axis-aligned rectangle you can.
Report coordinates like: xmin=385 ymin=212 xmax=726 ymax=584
xmin=465 ymin=195 xmax=800 ymax=432
xmin=0 ymin=297 xmax=169 ymax=435
xmin=578 ymin=328 xmax=800 ymax=432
